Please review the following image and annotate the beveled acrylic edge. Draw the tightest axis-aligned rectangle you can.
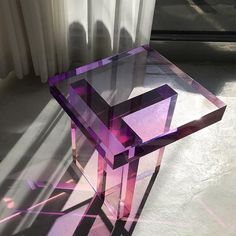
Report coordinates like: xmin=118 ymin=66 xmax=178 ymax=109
xmin=48 ymin=46 xmax=146 ymax=87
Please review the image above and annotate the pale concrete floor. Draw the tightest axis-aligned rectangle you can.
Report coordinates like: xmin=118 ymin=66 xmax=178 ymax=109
xmin=0 ymin=42 xmax=235 ymax=235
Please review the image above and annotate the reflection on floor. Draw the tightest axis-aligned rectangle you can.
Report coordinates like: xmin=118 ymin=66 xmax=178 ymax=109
xmin=0 ymin=45 xmax=235 ymax=235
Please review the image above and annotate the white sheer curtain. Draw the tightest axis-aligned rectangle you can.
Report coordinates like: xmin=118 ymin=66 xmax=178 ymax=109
xmin=0 ymin=0 xmax=156 ymax=82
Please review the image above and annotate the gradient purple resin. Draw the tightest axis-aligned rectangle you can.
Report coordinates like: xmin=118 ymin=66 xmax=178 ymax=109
xmin=49 ymin=45 xmax=226 ymax=219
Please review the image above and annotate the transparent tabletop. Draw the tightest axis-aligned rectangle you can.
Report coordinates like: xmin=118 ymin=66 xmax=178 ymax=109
xmin=49 ymin=45 xmax=226 ymax=169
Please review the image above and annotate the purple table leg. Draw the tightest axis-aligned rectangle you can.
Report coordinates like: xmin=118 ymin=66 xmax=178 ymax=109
xmin=70 ymin=95 xmax=176 ymax=220
xmin=68 ymin=78 xmax=178 ymax=219
xmin=119 ymin=159 xmax=140 ymax=218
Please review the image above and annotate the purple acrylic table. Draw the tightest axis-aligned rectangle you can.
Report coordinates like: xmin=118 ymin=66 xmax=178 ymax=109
xmin=49 ymin=45 xmax=226 ymax=220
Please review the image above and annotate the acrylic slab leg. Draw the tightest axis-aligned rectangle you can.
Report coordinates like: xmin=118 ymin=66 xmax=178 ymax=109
xmin=69 ymin=88 xmax=178 ymax=221
xmin=118 ymin=159 xmax=139 ymax=218
xmin=96 ymin=153 xmax=140 ymax=219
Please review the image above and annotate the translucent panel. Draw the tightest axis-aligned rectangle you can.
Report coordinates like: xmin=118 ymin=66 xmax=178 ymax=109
xmin=49 ymin=45 xmax=226 ymax=169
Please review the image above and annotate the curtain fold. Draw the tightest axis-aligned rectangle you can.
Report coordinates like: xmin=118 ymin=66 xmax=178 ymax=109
xmin=0 ymin=0 xmax=156 ymax=82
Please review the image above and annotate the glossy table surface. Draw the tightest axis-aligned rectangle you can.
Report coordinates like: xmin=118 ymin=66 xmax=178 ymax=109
xmin=49 ymin=45 xmax=226 ymax=169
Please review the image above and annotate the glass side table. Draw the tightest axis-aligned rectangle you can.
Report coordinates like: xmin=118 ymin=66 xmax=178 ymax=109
xmin=49 ymin=45 xmax=226 ymax=220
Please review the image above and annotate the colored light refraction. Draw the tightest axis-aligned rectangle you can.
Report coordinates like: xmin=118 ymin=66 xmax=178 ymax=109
xmin=49 ymin=45 xmax=226 ymax=219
